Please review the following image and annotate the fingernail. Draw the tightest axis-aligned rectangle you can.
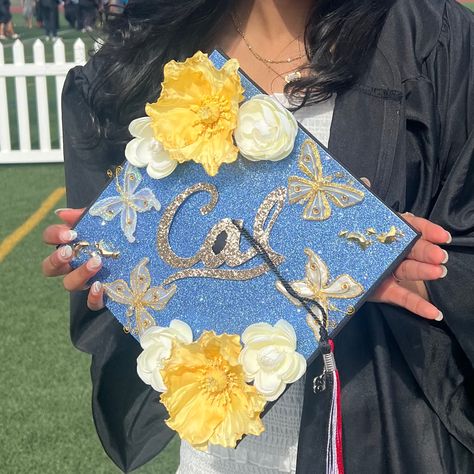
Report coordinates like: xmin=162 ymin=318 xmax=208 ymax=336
xmin=442 ymin=250 xmax=449 ymax=264
xmin=60 ymin=230 xmax=77 ymax=242
xmin=446 ymin=232 xmax=452 ymax=244
xmin=360 ymin=177 xmax=371 ymax=187
xmin=435 ymin=312 xmax=444 ymax=321
xmin=54 ymin=208 xmax=71 ymax=216
xmin=91 ymin=281 xmax=102 ymax=295
xmin=87 ymin=254 xmax=102 ymax=271
xmin=440 ymin=265 xmax=448 ymax=278
xmin=404 ymin=212 xmax=415 ymax=217
xmin=59 ymin=245 xmax=72 ymax=260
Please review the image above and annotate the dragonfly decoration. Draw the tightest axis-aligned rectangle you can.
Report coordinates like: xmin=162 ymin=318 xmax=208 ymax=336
xmin=89 ymin=162 xmax=161 ymax=243
xmin=288 ymin=140 xmax=365 ymax=221
xmin=104 ymin=257 xmax=177 ymax=337
xmin=276 ymin=248 xmax=364 ymax=339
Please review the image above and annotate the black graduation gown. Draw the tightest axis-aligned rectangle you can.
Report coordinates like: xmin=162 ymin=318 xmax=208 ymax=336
xmin=62 ymin=0 xmax=474 ymax=472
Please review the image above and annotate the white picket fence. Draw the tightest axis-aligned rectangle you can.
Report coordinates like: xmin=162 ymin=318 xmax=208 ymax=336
xmin=0 ymin=38 xmax=87 ymax=164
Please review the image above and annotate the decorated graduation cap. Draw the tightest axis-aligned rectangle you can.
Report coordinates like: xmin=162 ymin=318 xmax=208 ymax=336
xmin=70 ymin=51 xmax=418 ymax=465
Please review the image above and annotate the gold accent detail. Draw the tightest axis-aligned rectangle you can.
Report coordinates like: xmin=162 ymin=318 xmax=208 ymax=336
xmin=376 ymin=226 xmax=405 ymax=244
xmin=72 ymin=240 xmax=120 ymax=259
xmin=157 ymin=183 xmax=286 ymax=283
xmin=288 ymin=140 xmax=365 ymax=221
xmin=104 ymin=257 xmax=177 ymax=336
xmin=338 ymin=226 xmax=405 ymax=249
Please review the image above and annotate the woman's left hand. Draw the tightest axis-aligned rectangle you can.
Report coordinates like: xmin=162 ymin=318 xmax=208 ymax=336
xmin=368 ymin=213 xmax=450 ymax=321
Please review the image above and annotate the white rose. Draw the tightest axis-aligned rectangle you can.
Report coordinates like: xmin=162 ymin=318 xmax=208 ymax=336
xmin=136 ymin=319 xmax=193 ymax=392
xmin=234 ymin=94 xmax=298 ymax=162
xmin=125 ymin=117 xmax=178 ymax=179
xmin=239 ymin=319 xmax=306 ymax=401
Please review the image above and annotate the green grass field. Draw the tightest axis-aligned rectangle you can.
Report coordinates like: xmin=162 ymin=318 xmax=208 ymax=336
xmin=2 ymin=3 xmax=473 ymax=473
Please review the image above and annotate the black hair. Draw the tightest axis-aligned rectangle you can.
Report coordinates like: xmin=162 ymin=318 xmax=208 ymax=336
xmin=90 ymin=0 xmax=395 ymax=139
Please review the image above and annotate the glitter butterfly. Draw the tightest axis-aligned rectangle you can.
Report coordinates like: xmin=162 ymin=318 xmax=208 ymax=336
xmin=276 ymin=248 xmax=364 ymax=337
xmin=288 ymin=140 xmax=365 ymax=221
xmin=89 ymin=162 xmax=161 ymax=243
xmin=104 ymin=257 xmax=177 ymax=337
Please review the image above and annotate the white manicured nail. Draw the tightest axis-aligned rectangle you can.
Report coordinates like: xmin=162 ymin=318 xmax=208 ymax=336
xmin=435 ymin=312 xmax=444 ymax=321
xmin=442 ymin=250 xmax=449 ymax=264
xmin=87 ymin=255 xmax=102 ymax=271
xmin=60 ymin=230 xmax=77 ymax=242
xmin=440 ymin=265 xmax=448 ymax=278
xmin=54 ymin=208 xmax=71 ymax=216
xmin=91 ymin=281 xmax=102 ymax=295
xmin=446 ymin=233 xmax=452 ymax=244
xmin=59 ymin=245 xmax=72 ymax=260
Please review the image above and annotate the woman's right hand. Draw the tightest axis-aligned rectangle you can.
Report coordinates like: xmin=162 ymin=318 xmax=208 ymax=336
xmin=42 ymin=208 xmax=105 ymax=311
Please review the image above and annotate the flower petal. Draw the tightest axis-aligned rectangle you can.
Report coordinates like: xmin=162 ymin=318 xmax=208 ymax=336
xmin=254 ymin=371 xmax=286 ymax=402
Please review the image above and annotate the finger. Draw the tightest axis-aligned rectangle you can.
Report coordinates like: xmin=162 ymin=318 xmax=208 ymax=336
xmin=42 ymin=245 xmax=73 ymax=277
xmin=394 ymin=260 xmax=447 ymax=282
xmin=63 ymin=255 xmax=102 ymax=291
xmin=378 ymin=280 xmax=442 ymax=320
xmin=407 ymin=239 xmax=448 ymax=265
xmin=55 ymin=208 xmax=86 ymax=227
xmin=87 ymin=281 xmax=105 ymax=311
xmin=43 ymin=224 xmax=77 ymax=245
xmin=402 ymin=213 xmax=451 ymax=244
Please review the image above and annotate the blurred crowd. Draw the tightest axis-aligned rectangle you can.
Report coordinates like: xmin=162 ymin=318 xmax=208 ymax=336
xmin=0 ymin=0 xmax=127 ymax=41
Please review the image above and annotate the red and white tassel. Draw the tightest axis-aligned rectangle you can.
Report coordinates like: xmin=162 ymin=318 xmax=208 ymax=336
xmin=324 ymin=340 xmax=344 ymax=474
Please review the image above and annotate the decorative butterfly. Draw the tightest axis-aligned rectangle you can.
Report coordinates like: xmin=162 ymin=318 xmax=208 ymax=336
xmin=275 ymin=248 xmax=364 ymax=338
xmin=104 ymin=257 xmax=177 ymax=337
xmin=89 ymin=162 xmax=161 ymax=243
xmin=288 ymin=140 xmax=365 ymax=221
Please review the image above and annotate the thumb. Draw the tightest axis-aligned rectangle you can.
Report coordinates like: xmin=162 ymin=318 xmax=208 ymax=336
xmin=54 ymin=208 xmax=86 ymax=227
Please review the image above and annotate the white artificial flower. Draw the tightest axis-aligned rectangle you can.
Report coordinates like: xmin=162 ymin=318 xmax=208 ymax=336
xmin=234 ymin=94 xmax=298 ymax=162
xmin=136 ymin=319 xmax=193 ymax=392
xmin=125 ymin=117 xmax=178 ymax=179
xmin=239 ymin=319 xmax=306 ymax=401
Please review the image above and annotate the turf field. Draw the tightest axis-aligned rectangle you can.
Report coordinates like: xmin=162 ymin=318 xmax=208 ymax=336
xmin=2 ymin=3 xmax=473 ymax=473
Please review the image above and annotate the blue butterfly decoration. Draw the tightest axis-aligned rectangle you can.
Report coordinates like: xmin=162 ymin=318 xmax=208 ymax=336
xmin=89 ymin=162 xmax=161 ymax=243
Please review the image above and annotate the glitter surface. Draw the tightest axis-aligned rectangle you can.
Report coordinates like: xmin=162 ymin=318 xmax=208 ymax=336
xmin=71 ymin=50 xmax=418 ymax=362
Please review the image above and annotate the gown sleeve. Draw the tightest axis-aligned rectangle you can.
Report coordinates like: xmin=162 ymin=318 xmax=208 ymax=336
xmin=62 ymin=60 xmax=174 ymax=472
xmin=424 ymin=1 xmax=474 ymax=367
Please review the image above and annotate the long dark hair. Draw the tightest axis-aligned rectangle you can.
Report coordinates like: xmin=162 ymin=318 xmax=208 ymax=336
xmin=90 ymin=0 xmax=394 ymax=139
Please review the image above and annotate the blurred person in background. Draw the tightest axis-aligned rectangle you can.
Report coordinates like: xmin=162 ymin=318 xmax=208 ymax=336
xmin=64 ymin=0 xmax=79 ymax=28
xmin=38 ymin=0 xmax=60 ymax=41
xmin=77 ymin=0 xmax=98 ymax=32
xmin=0 ymin=0 xmax=19 ymax=40
xmin=22 ymin=0 xmax=34 ymax=29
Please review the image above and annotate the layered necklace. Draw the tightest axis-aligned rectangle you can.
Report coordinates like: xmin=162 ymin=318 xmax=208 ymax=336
xmin=231 ymin=12 xmax=305 ymax=84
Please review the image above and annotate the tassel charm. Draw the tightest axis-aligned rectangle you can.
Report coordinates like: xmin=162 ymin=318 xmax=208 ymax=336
xmin=313 ymin=340 xmax=344 ymax=474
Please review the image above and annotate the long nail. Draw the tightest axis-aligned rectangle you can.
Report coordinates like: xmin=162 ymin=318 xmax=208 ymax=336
xmin=446 ymin=232 xmax=452 ymax=244
xmin=87 ymin=255 xmax=102 ymax=271
xmin=91 ymin=281 xmax=102 ymax=295
xmin=54 ymin=208 xmax=72 ymax=216
xmin=60 ymin=230 xmax=77 ymax=242
xmin=360 ymin=177 xmax=371 ymax=187
xmin=440 ymin=265 xmax=448 ymax=278
xmin=442 ymin=250 xmax=449 ymax=264
xmin=435 ymin=312 xmax=444 ymax=321
xmin=59 ymin=245 xmax=72 ymax=260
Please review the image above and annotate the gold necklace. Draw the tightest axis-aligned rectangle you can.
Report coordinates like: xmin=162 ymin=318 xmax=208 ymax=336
xmin=265 ymin=60 xmax=302 ymax=85
xmin=231 ymin=12 xmax=305 ymax=65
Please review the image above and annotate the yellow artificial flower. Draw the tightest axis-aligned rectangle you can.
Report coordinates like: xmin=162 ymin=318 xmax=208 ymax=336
xmin=145 ymin=51 xmax=244 ymax=176
xmin=160 ymin=330 xmax=265 ymax=450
